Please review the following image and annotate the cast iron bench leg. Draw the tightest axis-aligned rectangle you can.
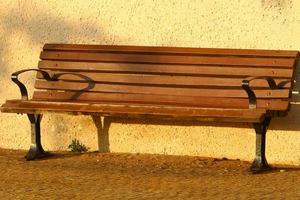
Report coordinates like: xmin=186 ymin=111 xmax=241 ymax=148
xmin=25 ymin=114 xmax=47 ymax=160
xmin=251 ymin=117 xmax=271 ymax=173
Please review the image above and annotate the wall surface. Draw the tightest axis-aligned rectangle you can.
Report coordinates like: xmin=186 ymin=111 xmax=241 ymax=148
xmin=0 ymin=0 xmax=300 ymax=165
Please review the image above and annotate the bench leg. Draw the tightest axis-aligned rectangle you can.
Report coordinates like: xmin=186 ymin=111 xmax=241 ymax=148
xmin=251 ymin=117 xmax=271 ymax=173
xmin=25 ymin=114 xmax=47 ymax=160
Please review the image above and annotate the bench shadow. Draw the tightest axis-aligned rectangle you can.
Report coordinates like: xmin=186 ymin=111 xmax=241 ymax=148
xmin=106 ymin=116 xmax=251 ymax=128
xmin=250 ymin=166 xmax=300 ymax=175
xmin=51 ymin=72 xmax=96 ymax=100
xmin=25 ymin=151 xmax=103 ymax=161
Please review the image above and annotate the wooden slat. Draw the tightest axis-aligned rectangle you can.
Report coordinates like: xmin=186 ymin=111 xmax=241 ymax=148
xmin=43 ymin=44 xmax=299 ymax=58
xmin=38 ymin=61 xmax=294 ymax=78
xmin=1 ymin=100 xmax=266 ymax=122
xmin=32 ymin=91 xmax=290 ymax=110
xmin=36 ymin=71 xmax=292 ymax=88
xmin=34 ymin=80 xmax=290 ymax=99
xmin=40 ymin=51 xmax=295 ymax=67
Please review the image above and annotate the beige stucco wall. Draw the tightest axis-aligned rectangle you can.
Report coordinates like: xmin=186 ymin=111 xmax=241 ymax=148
xmin=0 ymin=0 xmax=300 ymax=165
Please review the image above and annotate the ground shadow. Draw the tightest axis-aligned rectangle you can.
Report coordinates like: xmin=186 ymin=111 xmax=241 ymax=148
xmin=22 ymin=151 xmax=105 ymax=161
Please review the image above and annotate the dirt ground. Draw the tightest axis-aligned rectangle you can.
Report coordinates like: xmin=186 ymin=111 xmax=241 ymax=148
xmin=0 ymin=149 xmax=299 ymax=200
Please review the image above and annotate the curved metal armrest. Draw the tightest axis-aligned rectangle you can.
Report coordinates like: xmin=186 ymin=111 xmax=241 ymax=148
xmin=11 ymin=69 xmax=56 ymax=100
xmin=241 ymin=76 xmax=278 ymax=109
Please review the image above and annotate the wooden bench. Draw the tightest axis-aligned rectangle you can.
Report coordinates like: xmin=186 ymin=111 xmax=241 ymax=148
xmin=1 ymin=44 xmax=299 ymax=172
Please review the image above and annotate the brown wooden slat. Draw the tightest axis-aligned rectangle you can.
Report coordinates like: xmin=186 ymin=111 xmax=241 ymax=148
xmin=38 ymin=61 xmax=294 ymax=78
xmin=32 ymin=91 xmax=290 ymax=110
xmin=34 ymin=80 xmax=290 ymax=99
xmin=36 ymin=71 xmax=292 ymax=88
xmin=43 ymin=44 xmax=299 ymax=58
xmin=1 ymin=100 xmax=266 ymax=122
xmin=40 ymin=51 xmax=295 ymax=67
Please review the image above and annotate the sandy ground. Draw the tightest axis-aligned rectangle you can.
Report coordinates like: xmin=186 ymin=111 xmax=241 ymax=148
xmin=0 ymin=149 xmax=300 ymax=200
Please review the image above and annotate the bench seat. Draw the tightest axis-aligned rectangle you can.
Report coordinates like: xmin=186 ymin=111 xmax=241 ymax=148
xmin=2 ymin=100 xmax=267 ymax=123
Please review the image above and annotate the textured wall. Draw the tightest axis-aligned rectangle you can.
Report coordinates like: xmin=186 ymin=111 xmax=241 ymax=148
xmin=0 ymin=0 xmax=300 ymax=165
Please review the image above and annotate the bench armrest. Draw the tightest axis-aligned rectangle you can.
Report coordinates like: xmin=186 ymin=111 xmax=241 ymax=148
xmin=242 ymin=76 xmax=278 ymax=109
xmin=11 ymin=69 xmax=55 ymax=100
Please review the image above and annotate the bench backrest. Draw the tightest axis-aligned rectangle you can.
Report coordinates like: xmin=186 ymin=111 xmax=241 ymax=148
xmin=33 ymin=44 xmax=299 ymax=112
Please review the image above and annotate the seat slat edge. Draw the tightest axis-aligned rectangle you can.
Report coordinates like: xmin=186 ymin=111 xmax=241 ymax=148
xmin=1 ymin=100 xmax=266 ymax=122
xmin=31 ymin=91 xmax=290 ymax=111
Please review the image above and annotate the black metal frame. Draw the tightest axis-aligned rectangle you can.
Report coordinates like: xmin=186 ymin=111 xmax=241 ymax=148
xmin=242 ymin=76 xmax=277 ymax=109
xmin=251 ymin=117 xmax=271 ymax=172
xmin=26 ymin=114 xmax=47 ymax=160
xmin=12 ymin=69 xmax=54 ymax=100
xmin=242 ymin=76 xmax=278 ymax=172
xmin=12 ymin=69 xmax=56 ymax=160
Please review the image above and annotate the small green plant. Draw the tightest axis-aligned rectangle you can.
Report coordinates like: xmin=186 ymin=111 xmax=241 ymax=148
xmin=68 ymin=139 xmax=88 ymax=153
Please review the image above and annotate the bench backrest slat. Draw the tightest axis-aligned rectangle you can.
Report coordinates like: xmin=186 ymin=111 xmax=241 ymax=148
xmin=38 ymin=61 xmax=293 ymax=78
xmin=34 ymin=80 xmax=290 ymax=98
xmin=36 ymin=72 xmax=292 ymax=88
xmin=43 ymin=44 xmax=299 ymax=58
xmin=40 ymin=51 xmax=295 ymax=67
